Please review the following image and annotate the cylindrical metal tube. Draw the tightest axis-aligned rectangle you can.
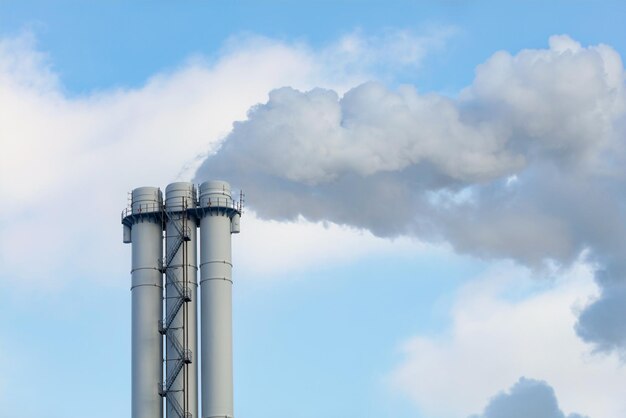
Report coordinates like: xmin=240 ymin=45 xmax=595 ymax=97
xmin=123 ymin=224 xmax=132 ymax=243
xmin=230 ymin=213 xmax=240 ymax=234
xmin=199 ymin=180 xmax=234 ymax=418
xmin=129 ymin=187 xmax=163 ymax=418
xmin=164 ymin=182 xmax=198 ymax=418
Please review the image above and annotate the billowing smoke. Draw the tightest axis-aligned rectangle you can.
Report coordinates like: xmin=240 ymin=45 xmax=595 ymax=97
xmin=195 ymin=35 xmax=626 ymax=353
xmin=469 ymin=378 xmax=588 ymax=418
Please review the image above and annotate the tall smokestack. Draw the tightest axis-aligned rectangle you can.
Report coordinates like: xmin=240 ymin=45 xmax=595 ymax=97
xmin=199 ymin=180 xmax=239 ymax=418
xmin=123 ymin=180 xmax=241 ymax=418
xmin=163 ymin=182 xmax=199 ymax=418
xmin=124 ymin=187 xmax=164 ymax=418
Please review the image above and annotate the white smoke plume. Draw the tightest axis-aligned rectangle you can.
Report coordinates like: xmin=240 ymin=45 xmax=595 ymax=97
xmin=195 ymin=35 xmax=626 ymax=352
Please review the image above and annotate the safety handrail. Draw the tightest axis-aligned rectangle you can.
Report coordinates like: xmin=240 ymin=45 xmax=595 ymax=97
xmin=122 ymin=192 xmax=245 ymax=221
xmin=199 ymin=196 xmax=244 ymax=213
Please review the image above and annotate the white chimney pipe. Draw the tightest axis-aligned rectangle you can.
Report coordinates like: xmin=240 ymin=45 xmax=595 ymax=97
xmin=164 ymin=182 xmax=199 ymax=418
xmin=199 ymin=180 xmax=237 ymax=418
xmin=125 ymin=187 xmax=164 ymax=418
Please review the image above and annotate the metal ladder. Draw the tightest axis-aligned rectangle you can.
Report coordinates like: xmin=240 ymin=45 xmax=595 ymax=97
xmin=159 ymin=199 xmax=193 ymax=418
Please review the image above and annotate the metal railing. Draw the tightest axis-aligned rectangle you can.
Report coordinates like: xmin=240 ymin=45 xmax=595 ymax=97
xmin=166 ymin=390 xmax=192 ymax=418
xmin=158 ymin=381 xmax=193 ymax=413
xmin=159 ymin=284 xmax=191 ymax=334
xmin=121 ymin=191 xmax=245 ymax=221
xmin=199 ymin=196 xmax=243 ymax=212
xmin=161 ymin=226 xmax=192 ymax=272
xmin=162 ymin=348 xmax=192 ymax=393
xmin=121 ymin=202 xmax=163 ymax=220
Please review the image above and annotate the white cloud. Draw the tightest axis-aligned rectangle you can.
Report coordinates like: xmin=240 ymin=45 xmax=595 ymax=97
xmin=318 ymin=26 xmax=456 ymax=81
xmin=387 ymin=260 xmax=626 ymax=418
xmin=0 ymin=29 xmax=448 ymax=289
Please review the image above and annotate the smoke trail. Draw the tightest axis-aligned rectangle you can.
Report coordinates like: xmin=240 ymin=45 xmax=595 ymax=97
xmin=195 ymin=35 xmax=626 ymax=353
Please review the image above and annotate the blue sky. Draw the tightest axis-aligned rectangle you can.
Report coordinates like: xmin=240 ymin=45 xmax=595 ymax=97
xmin=3 ymin=1 xmax=625 ymax=93
xmin=1 ymin=1 xmax=626 ymax=418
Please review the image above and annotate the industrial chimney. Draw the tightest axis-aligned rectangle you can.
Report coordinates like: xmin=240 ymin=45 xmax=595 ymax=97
xmin=122 ymin=181 xmax=242 ymax=418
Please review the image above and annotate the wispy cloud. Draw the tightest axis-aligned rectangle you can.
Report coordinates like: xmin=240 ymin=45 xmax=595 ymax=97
xmin=0 ymin=28 xmax=448 ymax=289
xmin=387 ymin=260 xmax=626 ymax=418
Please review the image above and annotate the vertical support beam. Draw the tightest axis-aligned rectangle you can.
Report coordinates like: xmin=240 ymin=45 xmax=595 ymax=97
xmin=129 ymin=187 xmax=164 ymax=418
xmin=199 ymin=181 xmax=235 ymax=418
